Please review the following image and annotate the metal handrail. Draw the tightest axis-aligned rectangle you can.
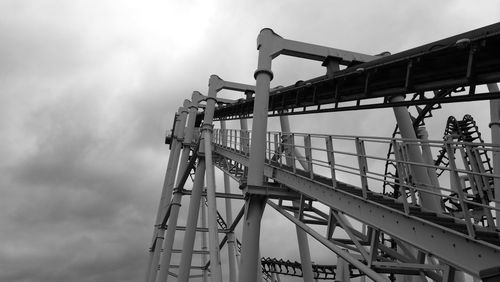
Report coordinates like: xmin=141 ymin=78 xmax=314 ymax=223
xmin=213 ymin=129 xmax=500 ymax=232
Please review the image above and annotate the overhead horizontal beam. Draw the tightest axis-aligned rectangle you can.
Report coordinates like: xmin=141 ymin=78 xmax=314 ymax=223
xmin=211 ymin=22 xmax=500 ymax=120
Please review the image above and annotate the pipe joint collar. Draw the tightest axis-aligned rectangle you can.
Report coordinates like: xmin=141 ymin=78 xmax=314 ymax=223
xmin=254 ymin=68 xmax=274 ymax=80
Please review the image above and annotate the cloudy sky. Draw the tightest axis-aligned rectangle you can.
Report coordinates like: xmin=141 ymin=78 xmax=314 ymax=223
xmin=1 ymin=1 xmax=500 ymax=281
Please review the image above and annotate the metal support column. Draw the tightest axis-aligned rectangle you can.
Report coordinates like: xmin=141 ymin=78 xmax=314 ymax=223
xmin=392 ymin=96 xmax=442 ymax=282
xmin=147 ymin=107 xmax=187 ymax=282
xmin=157 ymin=191 xmax=182 ymax=282
xmin=418 ymin=127 xmax=467 ymax=282
xmin=416 ymin=127 xmax=441 ymax=193
xmin=221 ymin=120 xmax=239 ymax=282
xmin=157 ymin=101 xmax=191 ymax=282
xmin=176 ymin=92 xmax=208 ymax=282
xmin=177 ymin=160 xmax=206 ymax=282
xmin=239 ymin=195 xmax=267 ymax=282
xmin=336 ymin=254 xmax=350 ymax=282
xmin=391 ymin=95 xmax=442 ymax=212
xmin=238 ymin=29 xmax=274 ymax=282
xmin=201 ymin=198 xmax=209 ymax=282
xmin=279 ymin=115 xmax=315 ymax=282
xmin=203 ymin=76 xmax=224 ymax=281
xmin=488 ymin=83 xmax=500 ymax=228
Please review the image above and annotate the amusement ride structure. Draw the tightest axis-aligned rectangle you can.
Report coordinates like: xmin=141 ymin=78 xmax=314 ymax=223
xmin=144 ymin=23 xmax=500 ymax=282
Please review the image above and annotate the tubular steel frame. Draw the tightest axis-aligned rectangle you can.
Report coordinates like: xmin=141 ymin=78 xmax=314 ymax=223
xmin=146 ymin=23 xmax=500 ymax=282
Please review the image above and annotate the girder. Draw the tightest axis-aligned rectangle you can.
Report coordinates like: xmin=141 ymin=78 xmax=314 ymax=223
xmin=212 ymin=141 xmax=500 ymax=277
xmin=209 ymin=22 xmax=500 ymax=121
xmin=146 ymin=23 xmax=500 ymax=282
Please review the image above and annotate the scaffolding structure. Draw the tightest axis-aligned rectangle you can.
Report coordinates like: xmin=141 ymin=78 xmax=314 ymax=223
xmin=145 ymin=23 xmax=500 ymax=282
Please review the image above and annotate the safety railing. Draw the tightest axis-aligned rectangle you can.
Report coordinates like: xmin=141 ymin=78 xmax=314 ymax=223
xmin=212 ymin=129 xmax=500 ymax=235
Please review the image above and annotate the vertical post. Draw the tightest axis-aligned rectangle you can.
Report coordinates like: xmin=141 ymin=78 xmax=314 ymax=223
xmin=176 ymin=160 xmax=206 ymax=282
xmin=392 ymin=95 xmax=441 ymax=282
xmin=238 ymin=29 xmax=275 ymax=282
xmin=355 ymin=138 xmax=369 ymax=199
xmin=221 ymin=120 xmax=239 ymax=282
xmin=148 ymin=223 xmax=165 ymax=282
xmin=304 ymin=134 xmax=314 ymax=179
xmin=391 ymin=95 xmax=442 ymax=212
xmin=416 ymin=127 xmax=441 ymax=192
xmin=392 ymin=141 xmax=410 ymax=214
xmin=202 ymin=75 xmax=224 ymax=281
xmin=144 ymin=251 xmax=154 ymax=282
xmin=157 ymin=102 xmax=192 ymax=282
xmin=325 ymin=136 xmax=337 ymax=187
xmin=147 ymin=108 xmax=187 ymax=282
xmin=156 ymin=192 xmax=183 ymax=282
xmin=487 ymin=83 xmax=500 ymax=227
xmin=336 ymin=253 xmax=350 ymax=282
xmin=200 ymin=197 xmax=209 ymax=282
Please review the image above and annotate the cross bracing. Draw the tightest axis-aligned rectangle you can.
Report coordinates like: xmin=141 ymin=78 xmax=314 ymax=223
xmin=145 ymin=23 xmax=500 ymax=282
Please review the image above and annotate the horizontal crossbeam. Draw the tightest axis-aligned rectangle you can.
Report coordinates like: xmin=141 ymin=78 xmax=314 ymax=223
xmin=209 ymin=22 xmax=500 ymax=121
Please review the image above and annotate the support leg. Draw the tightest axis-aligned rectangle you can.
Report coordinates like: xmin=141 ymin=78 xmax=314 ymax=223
xmin=280 ymin=115 xmax=315 ymax=282
xmin=221 ymin=121 xmax=239 ymax=282
xmin=176 ymin=160 xmax=206 ymax=282
xmin=156 ymin=191 xmax=183 ymax=282
xmin=488 ymin=83 xmax=500 ymax=228
xmin=391 ymin=95 xmax=442 ymax=212
xmin=200 ymin=198 xmax=209 ymax=282
xmin=238 ymin=195 xmax=267 ymax=282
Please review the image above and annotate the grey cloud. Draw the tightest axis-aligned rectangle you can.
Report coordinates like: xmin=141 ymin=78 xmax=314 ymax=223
xmin=2 ymin=1 xmax=500 ymax=282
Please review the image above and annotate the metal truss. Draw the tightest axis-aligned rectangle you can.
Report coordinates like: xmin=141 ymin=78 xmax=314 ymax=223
xmin=210 ymin=22 xmax=500 ymax=121
xmin=212 ymin=133 xmax=500 ymax=277
xmin=145 ymin=22 xmax=500 ymax=282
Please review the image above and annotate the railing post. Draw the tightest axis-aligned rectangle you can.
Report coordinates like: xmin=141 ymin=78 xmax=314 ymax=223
xmin=304 ymin=134 xmax=314 ymax=179
xmin=392 ymin=140 xmax=410 ymax=214
xmin=355 ymin=137 xmax=369 ymax=198
xmin=325 ymin=136 xmax=337 ymax=187
xmin=273 ymin=133 xmax=280 ymax=165
xmin=268 ymin=132 xmax=272 ymax=162
xmin=290 ymin=134 xmax=297 ymax=173
xmin=487 ymin=83 xmax=500 ymax=227
xmin=401 ymin=143 xmax=418 ymax=205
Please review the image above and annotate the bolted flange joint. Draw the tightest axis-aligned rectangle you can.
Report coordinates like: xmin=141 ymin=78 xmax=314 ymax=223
xmin=201 ymin=123 xmax=214 ymax=133
xmin=489 ymin=121 xmax=500 ymax=128
xmin=254 ymin=68 xmax=274 ymax=80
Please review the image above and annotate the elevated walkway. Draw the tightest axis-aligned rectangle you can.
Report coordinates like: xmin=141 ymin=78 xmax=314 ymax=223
xmin=212 ymin=129 xmax=500 ymax=278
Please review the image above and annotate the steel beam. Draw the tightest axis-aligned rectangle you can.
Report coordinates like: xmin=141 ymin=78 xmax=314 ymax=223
xmin=267 ymin=200 xmax=389 ymax=282
xmin=488 ymin=83 xmax=500 ymax=228
xmin=176 ymin=160 xmax=206 ymax=282
xmin=213 ymin=23 xmax=500 ymax=121
xmin=213 ymin=145 xmax=500 ymax=277
xmin=220 ymin=121 xmax=239 ymax=282
xmin=157 ymin=100 xmax=192 ymax=282
xmin=280 ymin=115 xmax=315 ymax=282
xmin=147 ymin=106 xmax=187 ymax=282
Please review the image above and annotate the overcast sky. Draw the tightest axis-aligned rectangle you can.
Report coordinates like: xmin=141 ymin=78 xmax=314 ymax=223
xmin=1 ymin=1 xmax=500 ymax=282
